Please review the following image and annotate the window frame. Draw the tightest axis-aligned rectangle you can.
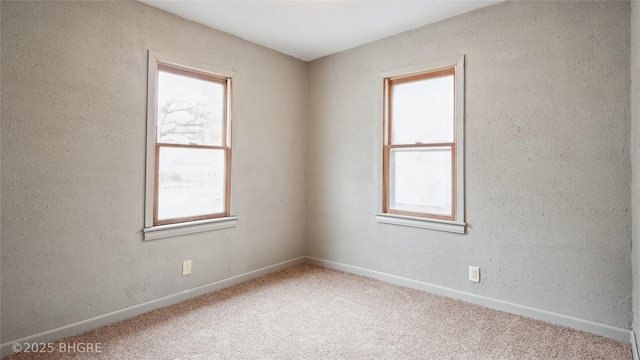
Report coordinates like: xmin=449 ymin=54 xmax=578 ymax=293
xmin=143 ymin=51 xmax=237 ymax=240
xmin=377 ymin=56 xmax=466 ymax=234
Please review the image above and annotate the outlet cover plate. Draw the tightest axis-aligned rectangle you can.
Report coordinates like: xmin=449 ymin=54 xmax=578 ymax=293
xmin=182 ymin=260 xmax=192 ymax=276
xmin=469 ymin=266 xmax=480 ymax=282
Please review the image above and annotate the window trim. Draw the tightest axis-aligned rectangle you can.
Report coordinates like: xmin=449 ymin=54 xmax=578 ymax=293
xmin=377 ymin=56 xmax=466 ymax=234
xmin=144 ymin=51 xmax=237 ymax=240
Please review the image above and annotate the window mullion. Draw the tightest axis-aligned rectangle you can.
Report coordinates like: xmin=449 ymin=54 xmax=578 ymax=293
xmin=156 ymin=142 xmax=228 ymax=151
xmin=387 ymin=143 xmax=455 ymax=149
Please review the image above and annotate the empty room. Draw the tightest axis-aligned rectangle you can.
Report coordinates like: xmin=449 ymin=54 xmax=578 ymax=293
xmin=2 ymin=0 xmax=639 ymax=358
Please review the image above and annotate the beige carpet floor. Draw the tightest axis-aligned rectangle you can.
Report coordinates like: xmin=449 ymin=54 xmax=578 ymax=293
xmin=9 ymin=264 xmax=632 ymax=359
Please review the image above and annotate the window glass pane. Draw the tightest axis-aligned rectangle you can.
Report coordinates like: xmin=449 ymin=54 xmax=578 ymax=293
xmin=157 ymin=146 xmax=225 ymax=221
xmin=391 ymin=74 xmax=454 ymax=144
xmin=389 ymin=147 xmax=452 ymax=216
xmin=157 ymin=70 xmax=224 ymax=146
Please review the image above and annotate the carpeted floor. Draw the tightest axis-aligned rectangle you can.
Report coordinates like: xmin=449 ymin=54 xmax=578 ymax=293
xmin=8 ymin=264 xmax=632 ymax=359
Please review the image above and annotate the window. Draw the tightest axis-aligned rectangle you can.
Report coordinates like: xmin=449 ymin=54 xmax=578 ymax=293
xmin=144 ymin=52 xmax=237 ymax=240
xmin=377 ymin=57 xmax=465 ymax=234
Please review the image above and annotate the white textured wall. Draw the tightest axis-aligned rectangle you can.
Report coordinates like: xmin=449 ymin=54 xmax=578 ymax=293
xmin=632 ymin=0 xmax=640 ymax=347
xmin=1 ymin=0 xmax=635 ymax=346
xmin=306 ymin=1 xmax=631 ymax=328
xmin=1 ymin=1 xmax=306 ymax=342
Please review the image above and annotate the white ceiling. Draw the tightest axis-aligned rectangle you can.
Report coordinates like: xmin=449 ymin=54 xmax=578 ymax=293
xmin=138 ymin=1 xmax=501 ymax=62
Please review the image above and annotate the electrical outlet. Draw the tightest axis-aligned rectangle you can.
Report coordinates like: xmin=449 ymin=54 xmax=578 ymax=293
xmin=182 ymin=260 xmax=192 ymax=276
xmin=469 ymin=266 xmax=480 ymax=283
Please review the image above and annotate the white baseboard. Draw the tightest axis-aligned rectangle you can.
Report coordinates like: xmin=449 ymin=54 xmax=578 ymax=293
xmin=2 ymin=255 xmax=632 ymax=359
xmin=632 ymin=330 xmax=639 ymax=360
xmin=305 ymin=256 xmax=632 ymax=344
xmin=0 ymin=256 xmax=305 ymax=358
